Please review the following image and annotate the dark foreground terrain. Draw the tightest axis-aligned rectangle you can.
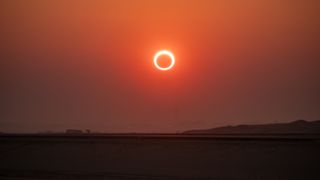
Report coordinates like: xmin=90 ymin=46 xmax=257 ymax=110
xmin=0 ymin=134 xmax=319 ymax=180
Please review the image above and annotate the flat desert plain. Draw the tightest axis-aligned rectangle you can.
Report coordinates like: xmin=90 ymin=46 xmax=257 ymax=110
xmin=0 ymin=135 xmax=319 ymax=180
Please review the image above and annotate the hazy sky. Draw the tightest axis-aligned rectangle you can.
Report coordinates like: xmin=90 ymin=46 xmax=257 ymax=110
xmin=1 ymin=0 xmax=320 ymax=132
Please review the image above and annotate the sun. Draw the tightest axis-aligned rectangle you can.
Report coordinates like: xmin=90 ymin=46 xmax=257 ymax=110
xmin=153 ymin=50 xmax=175 ymax=71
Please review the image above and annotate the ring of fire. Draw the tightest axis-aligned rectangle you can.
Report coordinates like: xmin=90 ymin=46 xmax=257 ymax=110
xmin=153 ymin=50 xmax=175 ymax=71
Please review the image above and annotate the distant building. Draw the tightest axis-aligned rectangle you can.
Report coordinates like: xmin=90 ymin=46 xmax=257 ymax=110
xmin=65 ymin=129 xmax=83 ymax=134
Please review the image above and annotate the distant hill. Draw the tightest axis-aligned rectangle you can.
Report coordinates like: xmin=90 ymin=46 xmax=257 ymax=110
xmin=183 ymin=120 xmax=320 ymax=134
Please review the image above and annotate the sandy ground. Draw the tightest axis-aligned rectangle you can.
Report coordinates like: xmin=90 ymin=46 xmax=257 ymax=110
xmin=0 ymin=135 xmax=319 ymax=179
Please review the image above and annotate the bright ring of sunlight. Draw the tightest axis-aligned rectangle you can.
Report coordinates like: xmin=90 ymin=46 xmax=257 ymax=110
xmin=153 ymin=50 xmax=175 ymax=71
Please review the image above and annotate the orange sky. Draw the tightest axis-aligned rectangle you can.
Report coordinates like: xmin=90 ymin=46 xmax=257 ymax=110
xmin=1 ymin=0 xmax=320 ymax=132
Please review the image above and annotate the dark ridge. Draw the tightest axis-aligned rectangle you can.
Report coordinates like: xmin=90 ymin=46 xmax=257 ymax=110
xmin=183 ymin=120 xmax=320 ymax=134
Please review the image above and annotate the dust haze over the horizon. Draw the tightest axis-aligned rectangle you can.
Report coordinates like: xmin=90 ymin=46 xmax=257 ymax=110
xmin=1 ymin=0 xmax=320 ymax=133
